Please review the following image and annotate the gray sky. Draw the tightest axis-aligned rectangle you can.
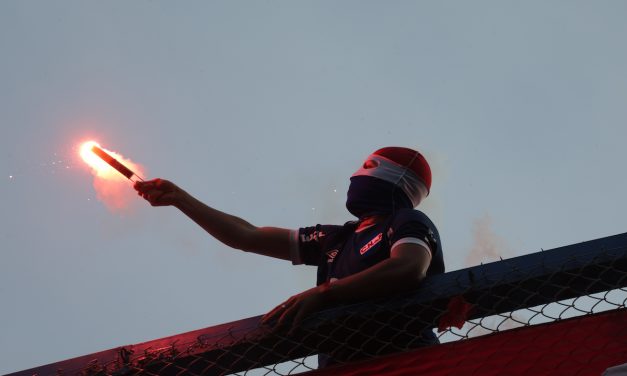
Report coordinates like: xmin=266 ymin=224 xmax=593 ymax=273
xmin=2 ymin=1 xmax=627 ymax=373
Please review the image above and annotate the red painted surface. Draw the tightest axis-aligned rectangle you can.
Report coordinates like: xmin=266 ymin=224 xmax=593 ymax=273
xmin=306 ymin=308 xmax=627 ymax=376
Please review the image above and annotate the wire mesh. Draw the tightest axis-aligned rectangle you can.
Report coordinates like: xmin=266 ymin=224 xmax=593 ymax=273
xmin=11 ymin=233 xmax=627 ymax=376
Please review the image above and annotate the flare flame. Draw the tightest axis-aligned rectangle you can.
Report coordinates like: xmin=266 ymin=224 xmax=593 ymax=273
xmin=79 ymin=140 xmax=146 ymax=212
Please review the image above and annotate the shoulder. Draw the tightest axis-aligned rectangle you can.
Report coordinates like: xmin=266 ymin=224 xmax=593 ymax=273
xmin=388 ymin=209 xmax=445 ymax=274
xmin=294 ymin=223 xmax=348 ymax=266
xmin=390 ymin=208 xmax=437 ymax=231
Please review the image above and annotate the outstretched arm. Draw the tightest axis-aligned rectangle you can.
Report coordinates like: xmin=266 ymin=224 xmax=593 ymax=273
xmin=262 ymin=242 xmax=432 ymax=331
xmin=135 ymin=179 xmax=293 ymax=261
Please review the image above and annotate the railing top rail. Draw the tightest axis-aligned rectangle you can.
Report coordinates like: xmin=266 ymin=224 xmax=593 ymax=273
xmin=9 ymin=232 xmax=627 ymax=376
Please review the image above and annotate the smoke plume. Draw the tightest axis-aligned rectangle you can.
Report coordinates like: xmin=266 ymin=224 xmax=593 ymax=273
xmin=465 ymin=213 xmax=510 ymax=267
xmin=92 ymin=175 xmax=140 ymax=213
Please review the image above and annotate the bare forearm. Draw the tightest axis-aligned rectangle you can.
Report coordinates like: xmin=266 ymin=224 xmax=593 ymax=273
xmin=322 ymin=257 xmax=424 ymax=305
xmin=135 ymin=179 xmax=292 ymax=260
xmin=175 ymin=191 xmax=291 ymax=260
xmin=262 ymin=255 xmax=426 ymax=329
xmin=175 ymin=192 xmax=252 ymax=249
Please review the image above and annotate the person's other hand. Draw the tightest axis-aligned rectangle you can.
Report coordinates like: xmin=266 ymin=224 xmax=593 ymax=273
xmin=261 ymin=285 xmax=330 ymax=335
xmin=134 ymin=178 xmax=185 ymax=207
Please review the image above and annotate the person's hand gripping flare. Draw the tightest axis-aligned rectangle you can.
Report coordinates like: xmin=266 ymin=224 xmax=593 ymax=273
xmin=134 ymin=179 xmax=186 ymax=207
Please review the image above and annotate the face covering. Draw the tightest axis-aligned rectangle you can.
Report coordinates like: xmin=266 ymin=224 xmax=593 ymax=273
xmin=345 ymin=148 xmax=430 ymax=219
xmin=346 ymin=176 xmax=413 ymax=218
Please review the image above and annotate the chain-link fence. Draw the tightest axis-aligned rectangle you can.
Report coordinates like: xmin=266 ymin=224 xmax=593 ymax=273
xmin=11 ymin=232 xmax=627 ymax=376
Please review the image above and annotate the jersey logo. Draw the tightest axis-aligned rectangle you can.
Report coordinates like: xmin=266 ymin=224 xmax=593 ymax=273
xmin=427 ymin=228 xmax=437 ymax=246
xmin=326 ymin=250 xmax=338 ymax=263
xmin=360 ymin=233 xmax=383 ymax=255
xmin=300 ymin=230 xmax=326 ymax=243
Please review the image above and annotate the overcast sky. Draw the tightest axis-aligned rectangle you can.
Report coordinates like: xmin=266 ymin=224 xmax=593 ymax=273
xmin=2 ymin=1 xmax=627 ymax=373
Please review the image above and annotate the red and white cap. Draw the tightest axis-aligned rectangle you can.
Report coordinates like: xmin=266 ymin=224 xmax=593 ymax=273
xmin=352 ymin=147 xmax=431 ymax=207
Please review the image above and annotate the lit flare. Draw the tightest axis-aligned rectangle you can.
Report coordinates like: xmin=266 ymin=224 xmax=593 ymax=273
xmin=80 ymin=141 xmax=143 ymax=182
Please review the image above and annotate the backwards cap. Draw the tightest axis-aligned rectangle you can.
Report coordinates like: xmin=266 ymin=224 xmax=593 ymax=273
xmin=374 ymin=147 xmax=432 ymax=192
xmin=352 ymin=146 xmax=431 ymax=207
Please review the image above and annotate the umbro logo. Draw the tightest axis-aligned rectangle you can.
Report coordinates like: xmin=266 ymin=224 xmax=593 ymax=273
xmin=326 ymin=250 xmax=338 ymax=263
